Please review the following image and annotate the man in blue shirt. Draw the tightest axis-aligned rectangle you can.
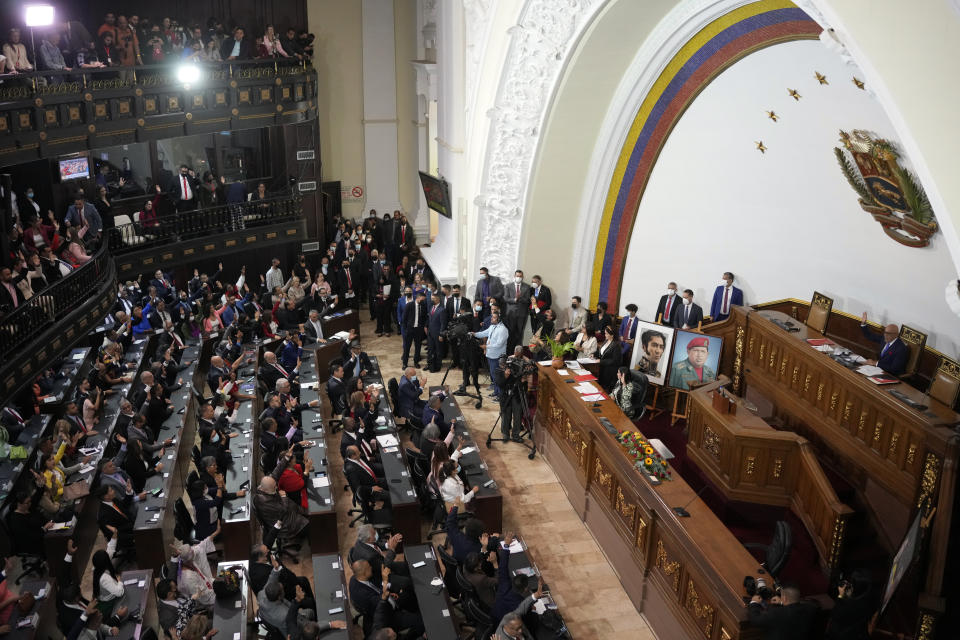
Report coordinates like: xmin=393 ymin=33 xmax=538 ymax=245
xmin=472 ymin=312 xmax=509 ymax=401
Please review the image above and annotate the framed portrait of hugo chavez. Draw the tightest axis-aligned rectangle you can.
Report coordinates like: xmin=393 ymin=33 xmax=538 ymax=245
xmin=629 ymin=321 xmax=675 ymax=386
xmin=668 ymin=331 xmax=723 ymax=391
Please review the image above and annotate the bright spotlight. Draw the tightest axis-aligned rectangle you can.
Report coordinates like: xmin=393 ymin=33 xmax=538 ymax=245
xmin=177 ymin=64 xmax=201 ymax=85
xmin=24 ymin=4 xmax=55 ymax=27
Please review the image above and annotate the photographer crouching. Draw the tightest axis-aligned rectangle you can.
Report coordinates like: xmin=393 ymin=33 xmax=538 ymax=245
xmin=493 ymin=347 xmax=537 ymax=442
xmin=745 ymin=576 xmax=819 ymax=640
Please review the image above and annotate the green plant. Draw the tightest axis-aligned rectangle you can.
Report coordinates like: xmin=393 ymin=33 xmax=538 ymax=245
xmin=543 ymin=334 xmax=577 ymax=359
xmin=834 ymin=147 xmax=876 ymax=206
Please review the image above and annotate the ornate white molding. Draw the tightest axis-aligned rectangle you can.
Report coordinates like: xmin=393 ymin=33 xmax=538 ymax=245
xmin=464 ymin=0 xmax=495 ymax=115
xmin=472 ymin=0 xmax=607 ymax=279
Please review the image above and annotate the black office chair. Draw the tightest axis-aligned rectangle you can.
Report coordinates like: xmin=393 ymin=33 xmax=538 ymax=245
xmin=455 ymin=566 xmax=483 ymax=611
xmin=406 ymin=415 xmax=425 ymax=448
xmin=345 ymin=475 xmax=392 ymax=531
xmin=435 ymin=542 xmax=462 ymax=602
xmin=628 ymin=370 xmax=649 ymax=420
xmin=0 ymin=515 xmax=45 ymax=585
xmin=173 ymin=498 xmax=197 ymax=544
xmin=254 ymin=510 xmax=300 ymax=565
xmin=387 ymin=377 xmax=401 ymax=423
xmin=744 ymin=520 xmax=793 ymax=578
xmin=463 ymin=597 xmax=494 ymax=640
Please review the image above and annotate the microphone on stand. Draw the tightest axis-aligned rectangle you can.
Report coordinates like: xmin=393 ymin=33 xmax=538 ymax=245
xmin=672 ymin=485 xmax=709 ymax=518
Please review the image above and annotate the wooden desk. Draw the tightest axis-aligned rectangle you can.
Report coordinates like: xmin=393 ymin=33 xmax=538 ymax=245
xmin=737 ymin=309 xmax=958 ymax=508
xmin=435 ymin=387 xmax=502 ymax=533
xmin=321 ymin=309 xmax=360 ymax=338
xmin=6 ymin=578 xmax=55 ymax=640
xmin=212 ymin=560 xmax=249 ymax=640
xmin=310 ymin=553 xmax=352 ymax=638
xmin=405 ymin=544 xmax=459 ymax=640
xmin=534 ymin=365 xmax=761 ymax=640
xmin=116 ymin=569 xmax=158 ymax=640
xmin=685 ymin=381 xmax=853 ymax=570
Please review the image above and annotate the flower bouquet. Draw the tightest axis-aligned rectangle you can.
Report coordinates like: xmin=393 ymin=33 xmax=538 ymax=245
xmin=615 ymin=430 xmax=671 ymax=481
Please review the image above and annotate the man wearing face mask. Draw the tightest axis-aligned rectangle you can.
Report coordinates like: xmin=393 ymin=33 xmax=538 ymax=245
xmin=401 ymin=291 xmax=428 ymax=369
xmin=368 ymin=250 xmax=385 ymax=320
xmin=474 ymin=267 xmax=504 ymax=316
xmin=528 ymin=275 xmax=551 ymax=334
xmin=709 ymin=271 xmax=743 ymax=322
xmin=456 ymin=300 xmax=485 ymax=395
xmin=618 ymin=304 xmax=640 ymax=356
xmin=502 ymin=269 xmax=532 ymax=353
xmin=656 ymin=282 xmax=681 ymax=326
xmin=425 ymin=292 xmax=447 ymax=372
xmin=565 ymin=296 xmax=588 ymax=335
xmin=676 ymin=289 xmax=704 ymax=330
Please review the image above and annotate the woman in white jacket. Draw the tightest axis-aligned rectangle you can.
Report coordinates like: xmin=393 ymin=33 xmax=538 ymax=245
xmin=438 ymin=459 xmax=475 ymax=509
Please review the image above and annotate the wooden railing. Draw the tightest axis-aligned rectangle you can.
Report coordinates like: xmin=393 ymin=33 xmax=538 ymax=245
xmin=686 ymin=382 xmax=854 ymax=570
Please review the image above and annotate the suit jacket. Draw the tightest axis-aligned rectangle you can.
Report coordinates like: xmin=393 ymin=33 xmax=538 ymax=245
xmin=348 ymin=577 xmax=381 ymax=635
xmin=861 ymin=326 xmax=909 ymax=376
xmin=403 ymin=300 xmax=428 ymax=332
xmin=503 ymin=281 xmax=532 ymax=315
xmin=675 ymin=302 xmax=704 ymax=329
xmin=326 ymin=376 xmax=347 ymax=415
xmin=596 ymin=339 xmax=622 ymax=388
xmin=343 ymin=352 xmax=373 ymax=379
xmin=710 ymin=285 xmax=744 ymax=319
xmin=618 ymin=316 xmax=640 ymax=354
xmin=655 ymin=294 xmax=682 ymax=326
xmin=565 ymin=307 xmax=588 ymax=332
xmin=351 ymin=540 xmax=396 ymax=585
xmin=394 ymin=223 xmax=415 ymax=249
xmin=421 ymin=405 xmax=450 ymax=437
xmin=746 ymin=601 xmax=819 ymax=640
xmin=344 ymin=458 xmax=382 ymax=492
xmin=427 ymin=303 xmax=447 ymax=335
xmin=397 ymin=376 xmax=424 ymax=419
xmin=220 ymin=37 xmax=253 ymax=60
xmin=336 ymin=265 xmax=358 ymax=295
xmin=150 ymin=276 xmax=174 ymax=300
xmin=530 ymin=284 xmax=551 ymax=312
xmin=474 ymin=276 xmax=504 ymax=306
xmin=0 ymin=279 xmax=25 ymax=311
xmin=445 ymin=295 xmax=470 ymax=320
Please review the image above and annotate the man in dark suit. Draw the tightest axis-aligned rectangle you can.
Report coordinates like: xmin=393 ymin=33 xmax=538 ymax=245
xmin=502 ymin=270 xmax=531 ymax=353
xmin=655 ymin=282 xmax=681 ymax=326
xmin=860 ymin=312 xmax=909 ymax=376
xmin=150 ymin=269 xmax=176 ymax=302
xmin=344 ymin=342 xmax=373 ymax=380
xmin=336 ymin=258 xmax=359 ymax=308
xmin=474 ymin=267 xmax=504 ymax=314
xmin=710 ymin=271 xmax=744 ymax=322
xmin=326 ymin=364 xmax=347 ymax=417
xmin=618 ymin=304 xmax=640 ymax=356
xmin=97 ymin=484 xmax=135 ymax=554
xmin=166 ymin=164 xmax=199 ymax=213
xmin=747 ymin=586 xmax=818 ymax=640
xmin=444 ymin=284 xmax=469 ymax=321
xmin=421 ymin=394 xmax=450 ymax=438
xmin=394 ymin=215 xmax=416 ymax=254
xmin=260 ymin=350 xmax=298 ymax=396
xmin=676 ymin=289 xmax=704 ymax=329
xmin=528 ymin=275 xmax=552 ymax=334
xmin=401 ymin=291 xmax=427 ymax=369
xmin=425 ymin=292 xmax=447 ymax=372
xmin=343 ymin=446 xmax=389 ymax=504
xmin=397 ymin=367 xmax=426 ymax=421
xmin=220 ymin=26 xmax=252 ymax=60
xmin=351 ymin=525 xmax=409 ymax=580
xmin=0 ymin=266 xmax=26 ymax=312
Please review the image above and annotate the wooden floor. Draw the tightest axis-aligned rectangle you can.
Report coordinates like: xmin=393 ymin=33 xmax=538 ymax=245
xmin=319 ymin=317 xmax=657 ymax=639
xmin=65 ymin=315 xmax=657 ymax=639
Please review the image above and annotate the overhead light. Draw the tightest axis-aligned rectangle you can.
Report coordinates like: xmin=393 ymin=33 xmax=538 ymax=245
xmin=176 ymin=63 xmax=201 ymax=85
xmin=24 ymin=4 xmax=55 ymax=27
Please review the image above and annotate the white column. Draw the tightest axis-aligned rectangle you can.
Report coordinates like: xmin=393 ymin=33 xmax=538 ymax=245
xmin=412 ymin=63 xmax=437 ymax=242
xmin=362 ymin=0 xmax=402 ymax=215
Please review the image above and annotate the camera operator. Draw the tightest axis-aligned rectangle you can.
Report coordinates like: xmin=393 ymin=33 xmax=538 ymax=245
xmin=494 ymin=347 xmax=532 ymax=442
xmin=825 ymin=570 xmax=874 ymax=640
xmin=747 ymin=583 xmax=818 ymax=640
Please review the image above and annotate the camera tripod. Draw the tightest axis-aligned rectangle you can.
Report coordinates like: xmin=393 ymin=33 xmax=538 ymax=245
xmin=440 ymin=344 xmax=483 ymax=410
xmin=486 ymin=378 xmax=536 ymax=459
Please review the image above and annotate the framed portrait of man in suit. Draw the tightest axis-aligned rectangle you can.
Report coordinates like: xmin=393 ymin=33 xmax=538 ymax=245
xmin=668 ymin=331 xmax=723 ymax=391
xmin=629 ymin=321 xmax=675 ymax=386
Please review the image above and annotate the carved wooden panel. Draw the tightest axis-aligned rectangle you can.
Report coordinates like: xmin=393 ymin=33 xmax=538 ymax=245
xmin=654 ymin=538 xmax=682 ymax=594
xmin=683 ymin=578 xmax=717 ymax=639
xmin=590 ymin=453 xmax=614 ymax=504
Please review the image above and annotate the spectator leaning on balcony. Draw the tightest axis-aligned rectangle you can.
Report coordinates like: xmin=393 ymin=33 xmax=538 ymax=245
xmin=96 ymin=32 xmax=117 ymax=67
xmin=39 ymin=31 xmax=71 ymax=73
xmin=280 ymin=28 xmax=305 ymax=60
xmin=221 ymin=26 xmax=252 ymax=61
xmin=260 ymin=26 xmax=289 ymax=58
xmin=3 ymin=29 xmax=33 ymax=72
xmin=202 ymin=39 xmax=222 ymax=62
xmin=115 ymin=16 xmax=141 ymax=67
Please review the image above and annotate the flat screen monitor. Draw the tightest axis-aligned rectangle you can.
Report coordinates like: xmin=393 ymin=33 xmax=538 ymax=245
xmin=59 ymin=156 xmax=89 ymax=181
xmin=418 ymin=171 xmax=452 ymax=218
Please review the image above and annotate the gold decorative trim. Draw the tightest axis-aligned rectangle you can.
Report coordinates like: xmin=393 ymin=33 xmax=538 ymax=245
xmin=917 ymin=612 xmax=935 ymax=640
xmin=745 ymin=456 xmax=756 ymax=477
xmin=655 ymin=540 xmax=681 ymax=592
xmin=703 ymin=426 xmax=721 ymax=460
xmin=803 ymin=374 xmax=811 ymax=393
xmin=615 ymin=487 xmax=636 ymax=523
xmin=857 ymin=411 xmax=867 ymax=438
xmin=830 ymin=391 xmax=839 ymax=412
xmin=842 ymin=401 xmax=852 ymax=425
xmin=828 ymin=515 xmax=846 ymax=569
xmin=773 ymin=458 xmax=783 ymax=479
xmin=873 ymin=420 xmax=883 ymax=444
xmin=684 ymin=579 xmax=716 ymax=638
xmin=636 ymin=516 xmax=647 ymax=552
xmin=916 ymin=453 xmax=941 ymax=509
xmin=888 ymin=431 xmax=900 ymax=459
xmin=907 ymin=444 xmax=917 ymax=465
xmin=732 ymin=325 xmax=745 ymax=393
xmin=593 ymin=458 xmax=612 ymax=496
xmin=816 ymin=383 xmax=824 ymax=404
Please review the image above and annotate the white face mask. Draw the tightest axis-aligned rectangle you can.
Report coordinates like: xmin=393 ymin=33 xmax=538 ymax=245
xmin=683 ymin=297 xmax=692 ymax=306
xmin=667 ymin=289 xmax=676 ymax=296
xmin=721 ymin=280 xmax=730 ymax=287
xmin=479 ymin=273 xmax=487 ymax=280
xmin=514 ymin=277 xmax=522 ymax=284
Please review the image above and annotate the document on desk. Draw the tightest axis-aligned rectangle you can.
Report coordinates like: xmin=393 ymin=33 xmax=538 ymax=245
xmin=333 ymin=331 xmax=351 ymax=340
xmin=564 ymin=361 xmax=583 ymax=370
xmin=312 ymin=476 xmax=330 ymax=488
xmin=376 ymin=434 xmax=399 ymax=448
xmin=501 ymin=539 xmax=525 ymax=554
xmin=856 ymin=364 xmax=886 ymax=377
xmin=573 ymin=382 xmax=598 ymax=394
xmin=581 ymin=394 xmax=606 ymax=402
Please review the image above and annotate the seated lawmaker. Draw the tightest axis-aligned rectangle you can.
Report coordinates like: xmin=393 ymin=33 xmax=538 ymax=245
xmin=860 ymin=312 xmax=908 ymax=375
xmin=421 ymin=393 xmax=450 ymax=437
xmin=344 ymin=341 xmax=373 ymax=380
xmin=397 ymin=367 xmax=427 ymax=420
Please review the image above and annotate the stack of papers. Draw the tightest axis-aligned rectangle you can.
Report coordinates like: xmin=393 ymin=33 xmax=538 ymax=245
xmin=333 ymin=331 xmax=351 ymax=340
xmin=501 ymin=539 xmax=525 ymax=554
xmin=376 ymin=434 xmax=399 ymax=448
xmin=564 ymin=361 xmax=583 ymax=370
xmin=312 ymin=476 xmax=330 ymax=488
xmin=856 ymin=364 xmax=885 ymax=377
xmin=537 ymin=360 xmax=553 ymax=366
xmin=573 ymin=382 xmax=598 ymax=394
xmin=581 ymin=394 xmax=605 ymax=402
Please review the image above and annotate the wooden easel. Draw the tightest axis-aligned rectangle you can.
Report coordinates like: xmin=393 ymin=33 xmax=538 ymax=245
xmin=645 ymin=385 xmax=664 ymax=420
xmin=671 ymin=389 xmax=688 ymax=425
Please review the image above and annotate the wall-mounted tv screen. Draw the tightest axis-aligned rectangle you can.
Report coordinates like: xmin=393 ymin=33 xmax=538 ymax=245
xmin=59 ymin=156 xmax=89 ymax=181
xmin=418 ymin=171 xmax=452 ymax=218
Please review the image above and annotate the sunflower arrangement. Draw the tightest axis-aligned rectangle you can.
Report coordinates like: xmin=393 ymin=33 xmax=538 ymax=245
xmin=615 ymin=430 xmax=671 ymax=481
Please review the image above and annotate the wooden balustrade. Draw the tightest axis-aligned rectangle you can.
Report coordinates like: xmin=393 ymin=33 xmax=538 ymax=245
xmin=687 ymin=382 xmax=853 ymax=570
